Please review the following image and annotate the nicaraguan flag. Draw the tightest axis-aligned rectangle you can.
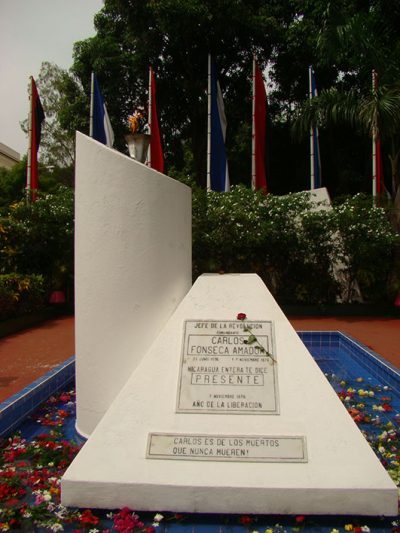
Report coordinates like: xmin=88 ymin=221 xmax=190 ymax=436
xmin=309 ymin=66 xmax=321 ymax=189
xmin=29 ymin=77 xmax=45 ymax=198
xmin=253 ymin=59 xmax=267 ymax=191
xmin=210 ymin=58 xmax=229 ymax=192
xmin=149 ymin=66 xmax=164 ymax=173
xmin=91 ymin=73 xmax=114 ymax=147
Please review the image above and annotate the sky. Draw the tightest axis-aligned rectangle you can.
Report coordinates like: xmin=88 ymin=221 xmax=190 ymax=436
xmin=0 ymin=0 xmax=104 ymax=157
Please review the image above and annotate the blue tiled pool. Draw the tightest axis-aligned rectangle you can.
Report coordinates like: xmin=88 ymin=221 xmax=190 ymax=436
xmin=0 ymin=332 xmax=399 ymax=532
xmin=299 ymin=331 xmax=399 ymax=405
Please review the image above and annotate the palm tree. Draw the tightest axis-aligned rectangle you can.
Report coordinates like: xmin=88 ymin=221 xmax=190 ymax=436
xmin=293 ymin=81 xmax=400 ymax=207
xmin=293 ymin=2 xmax=400 ymax=225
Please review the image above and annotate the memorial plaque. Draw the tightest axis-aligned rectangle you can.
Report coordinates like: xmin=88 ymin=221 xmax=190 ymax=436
xmin=176 ymin=319 xmax=279 ymax=414
xmin=147 ymin=433 xmax=307 ymax=462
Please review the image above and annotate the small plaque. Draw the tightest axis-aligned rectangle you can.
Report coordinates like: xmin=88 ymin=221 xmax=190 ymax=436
xmin=176 ymin=320 xmax=279 ymax=414
xmin=147 ymin=433 xmax=307 ymax=463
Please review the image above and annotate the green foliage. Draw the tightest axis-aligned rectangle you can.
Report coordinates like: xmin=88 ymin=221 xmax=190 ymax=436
xmin=69 ymin=0 xmax=321 ymax=186
xmin=0 ymin=160 xmax=27 ymax=211
xmin=0 ymin=187 xmax=74 ymax=295
xmin=192 ymin=187 xmax=399 ymax=304
xmin=0 ymin=273 xmax=46 ymax=319
xmin=0 ymin=159 xmax=73 ymax=212
xmin=20 ymin=62 xmax=81 ymax=168
xmin=332 ymin=193 xmax=400 ymax=302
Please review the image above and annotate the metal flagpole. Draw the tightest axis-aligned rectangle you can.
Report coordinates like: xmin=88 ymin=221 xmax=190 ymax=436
xmin=26 ymin=76 xmax=33 ymax=202
xmin=148 ymin=66 xmax=152 ymax=167
xmin=251 ymin=56 xmax=256 ymax=189
xmin=372 ymin=70 xmax=377 ymax=199
xmin=206 ymin=54 xmax=211 ymax=191
xmin=309 ymin=66 xmax=315 ymax=190
xmin=89 ymin=72 xmax=94 ymax=138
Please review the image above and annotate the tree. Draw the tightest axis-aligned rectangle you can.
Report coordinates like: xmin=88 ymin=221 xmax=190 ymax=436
xmin=21 ymin=62 xmax=85 ymax=170
xmin=293 ymin=1 xmax=400 ymax=215
xmin=69 ymin=0 xmax=307 ymax=187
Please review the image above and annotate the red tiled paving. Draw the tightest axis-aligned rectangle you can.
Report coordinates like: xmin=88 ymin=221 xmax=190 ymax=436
xmin=0 ymin=316 xmax=75 ymax=402
xmin=0 ymin=314 xmax=398 ymax=403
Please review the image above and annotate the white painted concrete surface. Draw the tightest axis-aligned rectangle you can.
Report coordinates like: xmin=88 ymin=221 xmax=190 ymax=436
xmin=62 ymin=274 xmax=397 ymax=516
xmin=74 ymin=133 xmax=192 ymax=436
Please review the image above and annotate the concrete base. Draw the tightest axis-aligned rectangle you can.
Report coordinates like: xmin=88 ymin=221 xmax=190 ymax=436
xmin=62 ymin=274 xmax=398 ymax=516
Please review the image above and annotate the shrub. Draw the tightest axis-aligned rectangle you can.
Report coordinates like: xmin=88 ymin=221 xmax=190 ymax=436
xmin=192 ymin=187 xmax=399 ymax=305
xmin=0 ymin=186 xmax=74 ymax=295
xmin=0 ymin=273 xmax=46 ymax=319
xmin=332 ymin=194 xmax=400 ymax=302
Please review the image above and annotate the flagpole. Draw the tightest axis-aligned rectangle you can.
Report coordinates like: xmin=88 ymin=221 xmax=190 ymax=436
xmin=308 ymin=66 xmax=315 ymax=190
xmin=148 ymin=66 xmax=152 ymax=167
xmin=372 ymin=70 xmax=377 ymax=199
xmin=26 ymin=76 xmax=33 ymax=201
xmin=251 ymin=56 xmax=256 ymax=190
xmin=89 ymin=72 xmax=94 ymax=138
xmin=206 ymin=54 xmax=211 ymax=191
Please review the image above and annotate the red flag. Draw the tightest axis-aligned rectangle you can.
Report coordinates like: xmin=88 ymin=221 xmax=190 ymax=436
xmin=28 ymin=77 xmax=45 ymax=200
xmin=149 ymin=66 xmax=164 ymax=173
xmin=252 ymin=61 xmax=267 ymax=191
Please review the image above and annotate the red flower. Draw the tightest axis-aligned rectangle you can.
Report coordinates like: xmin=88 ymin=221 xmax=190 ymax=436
xmin=382 ymin=403 xmax=393 ymax=412
xmin=239 ymin=515 xmax=252 ymax=525
xmin=79 ymin=509 xmax=100 ymax=526
xmin=59 ymin=392 xmax=71 ymax=403
xmin=354 ymin=527 xmax=362 ymax=533
xmin=295 ymin=515 xmax=305 ymax=523
xmin=174 ymin=514 xmax=185 ymax=520
xmin=145 ymin=528 xmax=156 ymax=533
xmin=237 ymin=313 xmax=247 ymax=321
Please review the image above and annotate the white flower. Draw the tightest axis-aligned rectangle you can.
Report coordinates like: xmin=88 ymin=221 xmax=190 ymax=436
xmin=153 ymin=513 xmax=164 ymax=522
xmin=89 ymin=529 xmax=100 ymax=533
xmin=49 ymin=524 xmax=64 ymax=532
xmin=361 ymin=527 xmax=370 ymax=532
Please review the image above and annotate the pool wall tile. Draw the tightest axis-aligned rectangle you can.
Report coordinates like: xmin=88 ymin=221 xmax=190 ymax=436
xmin=0 ymin=356 xmax=75 ymax=438
xmin=1 ymin=333 xmax=398 ymax=439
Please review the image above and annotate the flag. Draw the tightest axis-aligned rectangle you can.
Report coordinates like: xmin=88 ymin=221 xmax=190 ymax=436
xmin=372 ymin=70 xmax=384 ymax=197
xmin=252 ymin=59 xmax=267 ymax=191
xmin=28 ymin=76 xmax=45 ymax=200
xmin=207 ymin=55 xmax=229 ymax=192
xmin=148 ymin=66 xmax=164 ymax=173
xmin=309 ymin=66 xmax=321 ymax=189
xmin=90 ymin=72 xmax=114 ymax=147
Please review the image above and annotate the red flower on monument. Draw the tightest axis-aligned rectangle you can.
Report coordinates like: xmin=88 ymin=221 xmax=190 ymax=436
xmin=239 ymin=515 xmax=253 ymax=525
xmin=295 ymin=515 xmax=306 ymax=523
xmin=237 ymin=313 xmax=247 ymax=321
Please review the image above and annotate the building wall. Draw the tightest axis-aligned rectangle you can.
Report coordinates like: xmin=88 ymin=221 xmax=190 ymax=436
xmin=0 ymin=143 xmax=20 ymax=169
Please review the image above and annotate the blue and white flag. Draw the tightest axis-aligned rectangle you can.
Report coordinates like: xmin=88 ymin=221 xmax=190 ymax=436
xmin=208 ymin=57 xmax=229 ymax=192
xmin=90 ymin=72 xmax=114 ymax=147
xmin=309 ymin=66 xmax=321 ymax=189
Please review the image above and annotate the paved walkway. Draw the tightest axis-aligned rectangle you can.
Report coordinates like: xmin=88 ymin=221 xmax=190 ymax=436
xmin=0 ymin=315 xmax=399 ymax=403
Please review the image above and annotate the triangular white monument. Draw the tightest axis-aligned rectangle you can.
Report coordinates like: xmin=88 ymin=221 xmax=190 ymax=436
xmin=62 ymin=274 xmax=397 ymax=516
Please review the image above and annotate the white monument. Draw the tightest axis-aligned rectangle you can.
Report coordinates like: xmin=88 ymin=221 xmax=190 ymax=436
xmin=74 ymin=133 xmax=192 ymax=437
xmin=65 ymin=137 xmax=397 ymax=515
xmin=63 ymin=273 xmax=398 ymax=516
